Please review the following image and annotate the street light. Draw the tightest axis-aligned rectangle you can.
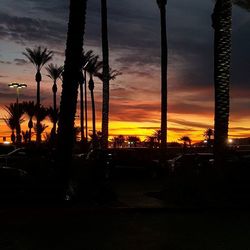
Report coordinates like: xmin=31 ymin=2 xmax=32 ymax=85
xmin=8 ymin=82 xmax=27 ymax=104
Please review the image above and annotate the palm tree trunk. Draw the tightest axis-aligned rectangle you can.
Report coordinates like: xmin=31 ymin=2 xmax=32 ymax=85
xmin=57 ymin=0 xmax=88 ymax=190
xmin=212 ymin=0 xmax=232 ymax=163
xmin=84 ymin=70 xmax=88 ymax=141
xmin=36 ymin=70 xmax=42 ymax=143
xmin=52 ymin=80 xmax=57 ymax=112
xmin=101 ymin=0 xmax=110 ymax=149
xmin=79 ymin=76 xmax=85 ymax=141
xmin=157 ymin=0 xmax=168 ymax=165
xmin=52 ymin=80 xmax=57 ymax=133
xmin=28 ymin=119 xmax=33 ymax=143
xmin=89 ymin=76 xmax=96 ymax=145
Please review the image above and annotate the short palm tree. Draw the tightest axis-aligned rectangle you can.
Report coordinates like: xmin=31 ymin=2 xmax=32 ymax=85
xmin=127 ymin=136 xmax=140 ymax=147
xmin=46 ymin=63 xmax=64 ymax=112
xmin=204 ymin=128 xmax=214 ymax=147
xmin=85 ymin=56 xmax=103 ymax=144
xmin=23 ymin=101 xmax=36 ymax=143
xmin=156 ymin=0 xmax=168 ymax=165
xmin=179 ymin=136 xmax=192 ymax=147
xmin=47 ymin=106 xmax=59 ymax=143
xmin=34 ymin=105 xmax=48 ymax=143
xmin=23 ymin=46 xmax=53 ymax=143
xmin=4 ymin=103 xmax=24 ymax=143
xmin=4 ymin=116 xmax=16 ymax=143
xmin=80 ymin=49 xmax=94 ymax=142
xmin=212 ymin=0 xmax=232 ymax=160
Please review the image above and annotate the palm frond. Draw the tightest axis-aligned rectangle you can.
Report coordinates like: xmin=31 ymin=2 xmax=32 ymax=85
xmin=23 ymin=46 xmax=53 ymax=71
xmin=46 ymin=63 xmax=64 ymax=81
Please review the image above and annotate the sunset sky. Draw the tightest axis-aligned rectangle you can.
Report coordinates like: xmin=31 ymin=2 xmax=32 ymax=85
xmin=0 ymin=0 xmax=250 ymax=142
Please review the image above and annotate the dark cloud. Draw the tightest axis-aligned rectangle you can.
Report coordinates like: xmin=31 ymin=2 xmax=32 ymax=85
xmin=0 ymin=60 xmax=11 ymax=64
xmin=14 ymin=58 xmax=28 ymax=66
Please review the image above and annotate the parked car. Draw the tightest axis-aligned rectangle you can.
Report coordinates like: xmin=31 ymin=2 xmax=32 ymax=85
xmin=168 ymin=153 xmax=214 ymax=176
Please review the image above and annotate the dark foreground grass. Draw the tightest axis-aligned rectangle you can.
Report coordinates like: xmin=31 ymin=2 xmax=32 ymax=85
xmin=1 ymin=208 xmax=250 ymax=250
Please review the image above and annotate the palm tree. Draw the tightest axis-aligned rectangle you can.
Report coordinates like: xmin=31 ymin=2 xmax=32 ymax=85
xmin=56 ymin=0 xmax=88 ymax=190
xmin=33 ymin=123 xmax=48 ymax=140
xmin=179 ymin=136 xmax=192 ymax=148
xmin=4 ymin=117 xmax=16 ymax=143
xmin=47 ymin=106 xmax=59 ymax=143
xmin=156 ymin=0 xmax=168 ymax=165
xmin=23 ymin=46 xmax=53 ymax=142
xmin=127 ymin=136 xmax=140 ymax=148
xmin=85 ymin=56 xmax=103 ymax=145
xmin=4 ymin=103 xmax=24 ymax=143
xmin=34 ymin=105 xmax=48 ymax=143
xmin=46 ymin=63 xmax=64 ymax=112
xmin=101 ymin=0 xmax=110 ymax=150
xmin=212 ymin=0 xmax=232 ymax=161
xmin=204 ymin=128 xmax=214 ymax=147
xmin=23 ymin=101 xmax=36 ymax=143
xmin=233 ymin=0 xmax=250 ymax=10
xmin=80 ymin=50 xmax=94 ymax=142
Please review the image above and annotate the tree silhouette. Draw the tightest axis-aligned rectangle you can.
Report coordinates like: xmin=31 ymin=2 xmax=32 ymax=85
xmin=56 ymin=0 xmax=88 ymax=190
xmin=112 ymin=135 xmax=125 ymax=148
xmin=23 ymin=46 xmax=53 ymax=143
xmin=34 ymin=105 xmax=48 ymax=143
xmin=127 ymin=136 xmax=141 ymax=147
xmin=156 ymin=0 xmax=168 ymax=165
xmin=4 ymin=103 xmax=24 ymax=143
xmin=23 ymin=101 xmax=36 ymax=143
xmin=80 ymin=49 xmax=94 ymax=142
xmin=47 ymin=106 xmax=59 ymax=143
xmin=4 ymin=116 xmax=16 ymax=143
xmin=101 ymin=0 xmax=110 ymax=149
xmin=204 ymin=128 xmax=214 ymax=147
xmin=46 ymin=63 xmax=63 ymax=112
xmin=179 ymin=136 xmax=192 ymax=148
xmin=85 ymin=56 xmax=103 ymax=146
xmin=212 ymin=0 xmax=232 ymax=161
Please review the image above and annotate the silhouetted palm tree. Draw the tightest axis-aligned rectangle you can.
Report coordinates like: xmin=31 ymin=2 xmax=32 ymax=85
xmin=80 ymin=49 xmax=94 ymax=142
xmin=156 ymin=0 xmax=168 ymax=164
xmin=4 ymin=116 xmax=16 ymax=143
xmin=56 ymin=0 xmax=88 ymax=190
xmin=101 ymin=0 xmax=110 ymax=149
xmin=204 ymin=128 xmax=214 ymax=147
xmin=46 ymin=63 xmax=63 ymax=112
xmin=179 ymin=136 xmax=192 ymax=147
xmin=47 ymin=106 xmax=59 ymax=143
xmin=127 ymin=136 xmax=140 ymax=147
xmin=86 ymin=56 xmax=103 ymax=145
xmin=4 ymin=103 xmax=24 ymax=143
xmin=212 ymin=0 xmax=232 ymax=159
xmin=23 ymin=46 xmax=53 ymax=142
xmin=23 ymin=101 xmax=36 ymax=143
xmin=34 ymin=105 xmax=48 ymax=143
xmin=233 ymin=0 xmax=250 ymax=10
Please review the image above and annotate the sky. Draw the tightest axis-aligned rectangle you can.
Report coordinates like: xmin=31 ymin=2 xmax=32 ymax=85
xmin=0 ymin=0 xmax=250 ymax=142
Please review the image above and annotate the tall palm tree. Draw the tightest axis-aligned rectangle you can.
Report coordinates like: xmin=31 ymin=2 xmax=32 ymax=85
xmin=101 ymin=0 xmax=110 ymax=149
xmin=23 ymin=46 xmax=53 ymax=143
xmin=80 ymin=50 xmax=94 ymax=142
xmin=156 ymin=0 xmax=168 ymax=165
xmin=34 ymin=105 xmax=48 ymax=143
xmin=47 ymin=106 xmax=59 ymax=143
xmin=4 ymin=103 xmax=24 ymax=143
xmin=23 ymin=101 xmax=36 ymax=143
xmin=46 ymin=63 xmax=64 ymax=112
xmin=56 ymin=0 xmax=88 ymax=189
xmin=85 ymin=56 xmax=103 ymax=145
xmin=212 ymin=0 xmax=232 ymax=161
